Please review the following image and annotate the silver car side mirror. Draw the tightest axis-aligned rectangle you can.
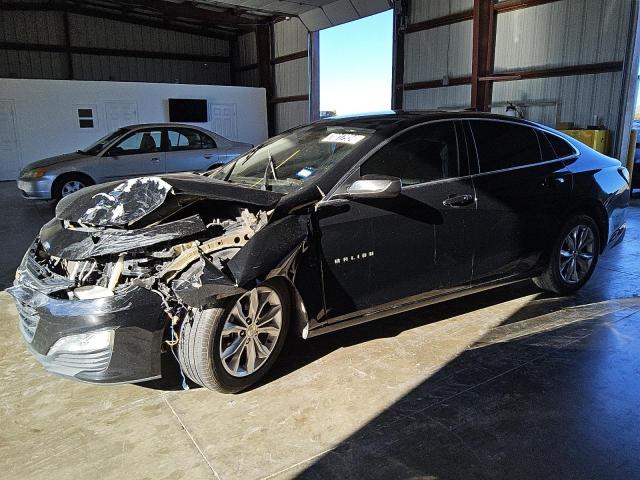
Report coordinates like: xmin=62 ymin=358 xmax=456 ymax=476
xmin=345 ymin=176 xmax=402 ymax=199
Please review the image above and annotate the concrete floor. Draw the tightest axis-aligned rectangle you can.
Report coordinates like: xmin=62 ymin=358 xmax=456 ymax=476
xmin=1 ymin=180 xmax=639 ymax=479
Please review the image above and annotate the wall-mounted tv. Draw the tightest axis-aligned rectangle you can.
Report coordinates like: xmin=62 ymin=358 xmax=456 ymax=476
xmin=168 ymin=98 xmax=208 ymax=122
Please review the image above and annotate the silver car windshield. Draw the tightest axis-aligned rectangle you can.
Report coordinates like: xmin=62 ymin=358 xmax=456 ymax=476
xmin=208 ymin=125 xmax=373 ymax=193
xmin=80 ymin=128 xmax=129 ymax=155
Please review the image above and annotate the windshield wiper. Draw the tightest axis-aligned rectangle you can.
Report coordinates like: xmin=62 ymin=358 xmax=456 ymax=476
xmin=262 ymin=149 xmax=277 ymax=191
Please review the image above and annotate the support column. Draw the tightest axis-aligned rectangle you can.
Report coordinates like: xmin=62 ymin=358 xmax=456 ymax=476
xmin=256 ymin=24 xmax=275 ymax=136
xmin=309 ymin=30 xmax=320 ymax=121
xmin=392 ymin=0 xmax=408 ymax=111
xmin=471 ymin=0 xmax=496 ymax=111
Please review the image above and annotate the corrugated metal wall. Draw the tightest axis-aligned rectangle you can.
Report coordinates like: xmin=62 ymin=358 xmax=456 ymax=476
xmin=403 ymin=0 xmax=474 ymax=109
xmin=0 ymin=10 xmax=231 ymax=84
xmin=492 ymin=0 xmax=631 ymax=142
xmin=273 ymin=18 xmax=310 ymax=133
xmin=403 ymin=0 xmax=634 ymax=147
xmin=233 ymin=31 xmax=259 ymax=88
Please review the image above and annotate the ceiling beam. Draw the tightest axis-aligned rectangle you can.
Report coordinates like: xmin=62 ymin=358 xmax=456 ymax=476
xmin=0 ymin=41 xmax=231 ymax=63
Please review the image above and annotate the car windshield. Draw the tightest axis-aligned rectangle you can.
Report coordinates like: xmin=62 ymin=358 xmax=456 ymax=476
xmin=79 ymin=128 xmax=129 ymax=155
xmin=208 ymin=125 xmax=374 ymax=193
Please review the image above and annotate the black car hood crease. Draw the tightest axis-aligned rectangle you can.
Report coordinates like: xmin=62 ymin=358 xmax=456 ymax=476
xmin=42 ymin=174 xmax=285 ymax=260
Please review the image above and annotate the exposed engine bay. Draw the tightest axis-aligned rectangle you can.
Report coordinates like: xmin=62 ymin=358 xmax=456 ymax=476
xmin=15 ymin=176 xmax=300 ymax=361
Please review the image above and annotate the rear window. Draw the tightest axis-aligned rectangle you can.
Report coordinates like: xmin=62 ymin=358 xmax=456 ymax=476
xmin=470 ymin=121 xmax=541 ymax=172
xmin=545 ymin=132 xmax=576 ymax=158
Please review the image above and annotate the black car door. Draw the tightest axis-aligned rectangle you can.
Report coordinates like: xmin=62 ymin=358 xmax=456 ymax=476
xmin=466 ymin=120 xmax=573 ymax=284
xmin=315 ymin=121 xmax=476 ymax=322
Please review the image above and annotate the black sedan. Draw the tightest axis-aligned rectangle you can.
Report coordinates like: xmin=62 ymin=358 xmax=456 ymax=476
xmin=8 ymin=112 xmax=630 ymax=393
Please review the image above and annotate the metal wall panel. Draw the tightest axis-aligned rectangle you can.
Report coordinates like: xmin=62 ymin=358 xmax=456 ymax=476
xmin=491 ymin=72 xmax=624 ymax=133
xmin=275 ymin=101 xmax=309 ymax=133
xmin=0 ymin=10 xmax=65 ymax=44
xmin=235 ymin=32 xmax=257 ymax=67
xmin=409 ymin=0 xmax=473 ymax=24
xmin=274 ymin=18 xmax=308 ymax=57
xmin=236 ymin=68 xmax=260 ymax=88
xmin=72 ymin=54 xmax=230 ymax=85
xmin=274 ymin=57 xmax=308 ymax=98
xmin=403 ymin=85 xmax=472 ymax=110
xmin=494 ymin=0 xmax=631 ymax=72
xmin=404 ymin=20 xmax=473 ymax=83
xmin=68 ymin=14 xmax=229 ymax=56
xmin=0 ymin=50 xmax=68 ymax=79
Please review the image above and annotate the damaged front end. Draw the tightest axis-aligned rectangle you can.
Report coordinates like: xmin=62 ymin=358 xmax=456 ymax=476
xmin=8 ymin=175 xmax=303 ymax=384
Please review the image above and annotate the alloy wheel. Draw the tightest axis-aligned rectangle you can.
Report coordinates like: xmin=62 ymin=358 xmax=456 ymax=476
xmin=559 ymin=224 xmax=595 ymax=284
xmin=219 ymin=286 xmax=283 ymax=377
xmin=61 ymin=180 xmax=86 ymax=197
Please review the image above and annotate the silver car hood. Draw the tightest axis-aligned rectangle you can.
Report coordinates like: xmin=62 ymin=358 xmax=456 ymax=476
xmin=23 ymin=152 xmax=89 ymax=170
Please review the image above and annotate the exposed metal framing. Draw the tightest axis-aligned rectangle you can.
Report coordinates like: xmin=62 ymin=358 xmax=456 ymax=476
xmin=309 ymin=30 xmax=320 ymax=121
xmin=0 ymin=41 xmax=231 ymax=63
xmin=402 ymin=62 xmax=624 ymax=91
xmin=269 ymin=94 xmax=310 ymax=104
xmin=256 ymin=24 xmax=276 ymax=136
xmin=392 ymin=0 xmax=408 ymax=110
xmin=0 ymin=1 xmax=238 ymax=40
xmin=471 ymin=0 xmax=497 ymax=111
xmin=232 ymin=50 xmax=309 ymax=73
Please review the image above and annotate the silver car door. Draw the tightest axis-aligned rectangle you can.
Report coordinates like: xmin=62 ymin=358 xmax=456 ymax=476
xmin=166 ymin=128 xmax=219 ymax=173
xmin=98 ymin=128 xmax=166 ymax=180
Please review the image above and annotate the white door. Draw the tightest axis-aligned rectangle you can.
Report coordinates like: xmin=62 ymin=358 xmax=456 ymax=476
xmin=209 ymin=103 xmax=238 ymax=140
xmin=0 ymin=100 xmax=20 ymax=180
xmin=105 ymin=101 xmax=139 ymax=132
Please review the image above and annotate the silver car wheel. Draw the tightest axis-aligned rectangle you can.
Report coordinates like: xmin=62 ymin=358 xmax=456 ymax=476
xmin=559 ymin=224 xmax=595 ymax=284
xmin=219 ymin=286 xmax=283 ymax=378
xmin=60 ymin=180 xmax=86 ymax=197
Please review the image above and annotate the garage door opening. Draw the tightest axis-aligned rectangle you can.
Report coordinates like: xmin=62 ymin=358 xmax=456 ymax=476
xmin=319 ymin=10 xmax=393 ymax=117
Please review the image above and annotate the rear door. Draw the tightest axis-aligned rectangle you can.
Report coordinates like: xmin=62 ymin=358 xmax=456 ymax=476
xmin=97 ymin=127 xmax=166 ymax=181
xmin=317 ymin=121 xmax=476 ymax=321
xmin=166 ymin=128 xmax=218 ymax=173
xmin=467 ymin=120 xmax=573 ymax=283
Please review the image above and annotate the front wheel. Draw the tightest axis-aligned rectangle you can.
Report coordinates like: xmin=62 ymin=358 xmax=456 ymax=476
xmin=178 ymin=283 xmax=290 ymax=393
xmin=533 ymin=214 xmax=600 ymax=294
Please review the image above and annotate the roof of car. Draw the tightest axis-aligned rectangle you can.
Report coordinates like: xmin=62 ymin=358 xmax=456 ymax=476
xmin=122 ymin=123 xmax=214 ymax=131
xmin=316 ymin=110 xmax=541 ymax=129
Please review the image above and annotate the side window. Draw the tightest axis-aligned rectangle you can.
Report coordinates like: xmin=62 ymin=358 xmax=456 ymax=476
xmin=168 ymin=129 xmax=215 ymax=151
xmin=111 ymin=130 xmax=162 ymax=155
xmin=360 ymin=122 xmax=460 ymax=186
xmin=470 ymin=121 xmax=540 ymax=172
xmin=537 ymin=130 xmax=557 ymax=161
xmin=545 ymin=132 xmax=576 ymax=158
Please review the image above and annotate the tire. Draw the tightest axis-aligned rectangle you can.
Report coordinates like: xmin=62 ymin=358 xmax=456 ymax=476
xmin=533 ymin=214 xmax=600 ymax=295
xmin=52 ymin=174 xmax=93 ymax=200
xmin=178 ymin=282 xmax=290 ymax=393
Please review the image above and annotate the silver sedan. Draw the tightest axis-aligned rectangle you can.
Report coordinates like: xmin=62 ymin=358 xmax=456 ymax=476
xmin=17 ymin=123 xmax=252 ymax=200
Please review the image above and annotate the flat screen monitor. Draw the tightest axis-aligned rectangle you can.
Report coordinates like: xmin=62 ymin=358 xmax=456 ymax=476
xmin=168 ymin=98 xmax=208 ymax=122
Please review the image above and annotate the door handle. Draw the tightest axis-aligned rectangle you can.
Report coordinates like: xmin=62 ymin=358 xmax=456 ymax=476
xmin=543 ymin=175 xmax=566 ymax=187
xmin=204 ymin=154 xmax=213 ymax=159
xmin=150 ymin=157 xmax=160 ymax=163
xmin=442 ymin=194 xmax=474 ymax=208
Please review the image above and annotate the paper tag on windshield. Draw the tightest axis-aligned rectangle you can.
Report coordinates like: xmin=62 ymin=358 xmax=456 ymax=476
xmin=321 ymin=133 xmax=366 ymax=145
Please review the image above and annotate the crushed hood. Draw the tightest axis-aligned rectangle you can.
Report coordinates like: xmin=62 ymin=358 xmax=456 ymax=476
xmin=55 ymin=173 xmax=283 ymax=228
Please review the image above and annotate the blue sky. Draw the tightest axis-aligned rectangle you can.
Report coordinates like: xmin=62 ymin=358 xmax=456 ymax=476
xmin=320 ymin=10 xmax=393 ymax=115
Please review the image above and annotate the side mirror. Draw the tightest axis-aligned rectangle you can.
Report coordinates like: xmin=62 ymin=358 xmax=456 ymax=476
xmin=344 ymin=175 xmax=401 ymax=199
xmin=106 ymin=147 xmax=122 ymax=157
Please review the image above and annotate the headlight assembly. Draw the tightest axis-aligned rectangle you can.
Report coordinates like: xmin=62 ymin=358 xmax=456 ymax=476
xmin=21 ymin=167 xmax=47 ymax=179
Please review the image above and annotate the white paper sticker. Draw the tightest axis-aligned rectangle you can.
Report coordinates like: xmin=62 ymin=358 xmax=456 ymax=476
xmin=321 ymin=133 xmax=366 ymax=145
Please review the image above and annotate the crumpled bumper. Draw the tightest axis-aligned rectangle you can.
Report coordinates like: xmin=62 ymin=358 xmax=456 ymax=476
xmin=7 ymin=274 xmax=166 ymax=384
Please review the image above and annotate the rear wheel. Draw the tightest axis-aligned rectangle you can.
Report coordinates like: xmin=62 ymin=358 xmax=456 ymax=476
xmin=178 ymin=282 xmax=290 ymax=393
xmin=533 ymin=214 xmax=600 ymax=294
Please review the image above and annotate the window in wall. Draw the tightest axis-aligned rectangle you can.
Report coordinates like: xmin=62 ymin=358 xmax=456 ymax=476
xmin=320 ymin=10 xmax=393 ymax=117
xmin=76 ymin=105 xmax=97 ymax=129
